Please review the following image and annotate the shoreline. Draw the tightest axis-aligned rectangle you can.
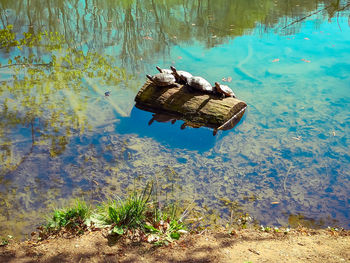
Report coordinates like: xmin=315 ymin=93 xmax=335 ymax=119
xmin=1 ymin=227 xmax=350 ymax=262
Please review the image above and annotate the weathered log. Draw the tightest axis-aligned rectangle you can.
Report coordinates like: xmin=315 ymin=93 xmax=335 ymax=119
xmin=135 ymin=81 xmax=247 ymax=129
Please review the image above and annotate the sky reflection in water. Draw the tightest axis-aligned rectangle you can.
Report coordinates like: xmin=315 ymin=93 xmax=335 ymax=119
xmin=0 ymin=0 xmax=350 ymax=239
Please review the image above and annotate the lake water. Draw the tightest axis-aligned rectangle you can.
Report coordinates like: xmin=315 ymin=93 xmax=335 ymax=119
xmin=0 ymin=0 xmax=350 ymax=239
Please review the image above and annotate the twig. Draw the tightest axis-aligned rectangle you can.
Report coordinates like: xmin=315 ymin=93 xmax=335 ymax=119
xmin=198 ymin=229 xmax=207 ymax=235
xmin=0 ymin=63 xmax=52 ymax=69
xmin=248 ymin=248 xmax=260 ymax=255
xmin=179 ymin=200 xmax=195 ymax=222
xmin=282 ymin=3 xmax=350 ymax=30
xmin=337 ymin=12 xmax=342 ymax=32
xmin=229 ymin=208 xmax=234 ymax=227
xmin=283 ymin=165 xmax=293 ymax=192
xmin=282 ymin=7 xmax=326 ymax=30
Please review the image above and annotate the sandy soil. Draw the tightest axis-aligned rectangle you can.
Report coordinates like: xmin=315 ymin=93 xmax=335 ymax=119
xmin=1 ymin=228 xmax=350 ymax=263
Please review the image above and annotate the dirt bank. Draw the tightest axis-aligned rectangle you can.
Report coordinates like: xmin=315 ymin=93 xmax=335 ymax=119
xmin=1 ymin=228 xmax=350 ymax=263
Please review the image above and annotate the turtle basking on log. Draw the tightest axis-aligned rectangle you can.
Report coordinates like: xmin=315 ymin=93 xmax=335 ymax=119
xmin=214 ymin=82 xmax=236 ymax=98
xmin=135 ymin=79 xmax=247 ymax=131
xmin=170 ymin=66 xmax=193 ymax=84
xmin=185 ymin=76 xmax=215 ymax=94
xmin=156 ymin=66 xmax=173 ymax=75
xmin=146 ymin=73 xmax=180 ymax=87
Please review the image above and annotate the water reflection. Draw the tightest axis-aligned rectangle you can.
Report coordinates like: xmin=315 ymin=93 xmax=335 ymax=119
xmin=0 ymin=27 xmax=130 ymax=176
xmin=0 ymin=0 xmax=349 ymax=239
xmin=1 ymin=0 xmax=348 ymax=70
xmin=117 ymin=107 xmax=218 ymax=151
xmin=148 ymin=113 xmax=177 ymax=126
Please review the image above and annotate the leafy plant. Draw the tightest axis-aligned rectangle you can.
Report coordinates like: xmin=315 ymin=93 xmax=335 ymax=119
xmin=143 ymin=204 xmax=187 ymax=245
xmin=0 ymin=237 xmax=9 ymax=246
xmin=45 ymin=199 xmax=91 ymax=231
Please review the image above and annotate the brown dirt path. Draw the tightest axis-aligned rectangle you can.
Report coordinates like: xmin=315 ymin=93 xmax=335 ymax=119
xmin=1 ymin=229 xmax=350 ymax=262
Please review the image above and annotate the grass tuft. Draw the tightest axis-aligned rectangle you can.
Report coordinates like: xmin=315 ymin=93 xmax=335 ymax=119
xmin=47 ymin=199 xmax=91 ymax=229
xmin=38 ymin=199 xmax=91 ymax=239
xmin=37 ymin=183 xmax=188 ymax=245
xmin=106 ymin=182 xmax=152 ymax=234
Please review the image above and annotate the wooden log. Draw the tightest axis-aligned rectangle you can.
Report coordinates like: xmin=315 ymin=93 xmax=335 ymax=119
xmin=135 ymin=81 xmax=247 ymax=129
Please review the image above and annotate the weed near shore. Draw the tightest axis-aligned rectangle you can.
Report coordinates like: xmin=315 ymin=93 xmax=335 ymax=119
xmin=38 ymin=182 xmax=187 ymax=245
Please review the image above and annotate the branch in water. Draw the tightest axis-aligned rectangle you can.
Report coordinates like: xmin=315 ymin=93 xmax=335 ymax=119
xmin=0 ymin=62 xmax=52 ymax=69
xmin=282 ymin=2 xmax=350 ymax=30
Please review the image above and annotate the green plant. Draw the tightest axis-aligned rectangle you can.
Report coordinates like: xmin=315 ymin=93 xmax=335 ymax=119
xmin=106 ymin=182 xmax=153 ymax=235
xmin=144 ymin=203 xmax=187 ymax=245
xmin=142 ymin=185 xmax=188 ymax=245
xmin=46 ymin=199 xmax=91 ymax=230
xmin=97 ymin=182 xmax=188 ymax=245
xmin=35 ymin=183 xmax=188 ymax=244
xmin=0 ymin=237 xmax=9 ymax=246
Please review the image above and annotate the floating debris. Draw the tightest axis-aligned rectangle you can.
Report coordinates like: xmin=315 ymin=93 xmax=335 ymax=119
xmin=301 ymin=58 xmax=311 ymax=63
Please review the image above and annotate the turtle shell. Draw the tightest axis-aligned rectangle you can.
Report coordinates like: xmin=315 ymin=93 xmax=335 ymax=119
xmin=215 ymin=82 xmax=236 ymax=97
xmin=147 ymin=73 xmax=177 ymax=86
xmin=187 ymin=76 xmax=214 ymax=93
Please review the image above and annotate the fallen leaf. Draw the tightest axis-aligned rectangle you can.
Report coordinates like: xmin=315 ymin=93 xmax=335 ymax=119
xmin=271 ymin=201 xmax=280 ymax=205
xmin=143 ymin=36 xmax=153 ymax=40
xmin=301 ymin=58 xmax=311 ymax=63
xmin=272 ymin=58 xmax=280 ymax=63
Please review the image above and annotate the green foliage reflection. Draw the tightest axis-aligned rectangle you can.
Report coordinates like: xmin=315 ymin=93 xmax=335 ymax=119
xmin=0 ymin=0 xmax=348 ymax=69
xmin=0 ymin=25 xmax=130 ymax=175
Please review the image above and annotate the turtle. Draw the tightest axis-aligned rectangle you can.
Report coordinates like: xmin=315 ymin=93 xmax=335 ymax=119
xmin=170 ymin=66 xmax=192 ymax=84
xmin=214 ymin=82 xmax=236 ymax=98
xmin=156 ymin=66 xmax=173 ymax=75
xmin=148 ymin=113 xmax=177 ymax=126
xmin=180 ymin=121 xmax=202 ymax=130
xmin=185 ymin=76 xmax=215 ymax=93
xmin=146 ymin=73 xmax=179 ymax=87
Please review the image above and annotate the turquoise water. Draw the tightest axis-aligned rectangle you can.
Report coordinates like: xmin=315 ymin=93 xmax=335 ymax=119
xmin=0 ymin=0 xmax=349 ymax=238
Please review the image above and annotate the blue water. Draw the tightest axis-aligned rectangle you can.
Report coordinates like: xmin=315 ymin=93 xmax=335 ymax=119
xmin=0 ymin=0 xmax=349 ymax=238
